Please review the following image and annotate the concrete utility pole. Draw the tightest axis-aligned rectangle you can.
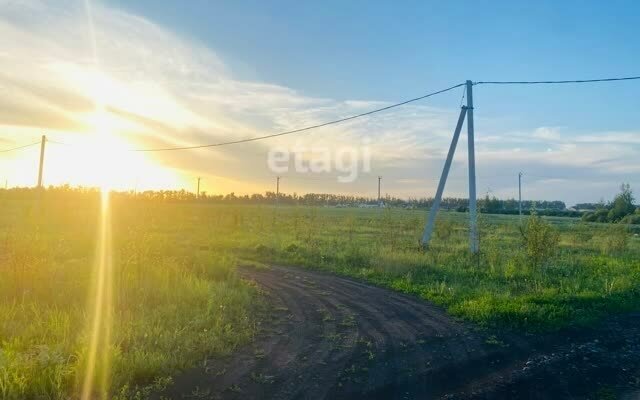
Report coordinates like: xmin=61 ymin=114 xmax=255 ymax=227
xmin=518 ymin=172 xmax=523 ymax=219
xmin=466 ymin=80 xmax=479 ymax=254
xmin=420 ymin=81 xmax=480 ymax=254
xmin=37 ymin=135 xmax=46 ymax=188
xmin=197 ymin=177 xmax=201 ymax=198
xmin=421 ymin=106 xmax=468 ymax=247
xmin=378 ymin=176 xmax=382 ymax=206
xmin=276 ymin=176 xmax=280 ymax=206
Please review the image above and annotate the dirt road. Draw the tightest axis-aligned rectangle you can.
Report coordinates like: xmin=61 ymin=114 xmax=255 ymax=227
xmin=159 ymin=265 xmax=640 ymax=399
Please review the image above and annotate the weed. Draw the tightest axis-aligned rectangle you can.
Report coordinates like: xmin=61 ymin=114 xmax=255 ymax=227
xmin=598 ymin=224 xmax=629 ymax=255
xmin=364 ymin=349 xmax=375 ymax=361
xmin=317 ymin=308 xmax=333 ymax=322
xmin=227 ymin=384 xmax=242 ymax=393
xmin=250 ymin=372 xmax=275 ymax=384
xmin=484 ymin=335 xmax=505 ymax=346
xmin=339 ymin=314 xmax=357 ymax=328
xmin=519 ymin=211 xmax=560 ymax=268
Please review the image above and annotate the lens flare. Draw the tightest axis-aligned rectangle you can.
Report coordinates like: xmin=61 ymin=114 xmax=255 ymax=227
xmin=80 ymin=0 xmax=114 ymax=398
xmin=81 ymin=189 xmax=113 ymax=400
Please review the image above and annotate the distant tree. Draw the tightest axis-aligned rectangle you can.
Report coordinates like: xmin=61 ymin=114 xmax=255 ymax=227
xmin=581 ymin=184 xmax=638 ymax=224
xmin=481 ymin=195 xmax=502 ymax=214
xmin=574 ymin=203 xmax=599 ymax=210
xmin=0 ymin=186 xmax=579 ymax=218
xmin=608 ymin=183 xmax=635 ymax=222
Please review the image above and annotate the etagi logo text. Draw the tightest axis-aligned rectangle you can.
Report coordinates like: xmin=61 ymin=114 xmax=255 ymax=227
xmin=267 ymin=141 xmax=371 ymax=183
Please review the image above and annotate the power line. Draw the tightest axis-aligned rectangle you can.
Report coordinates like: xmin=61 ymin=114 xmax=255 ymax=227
xmin=129 ymin=82 xmax=466 ymax=152
xmin=0 ymin=141 xmax=41 ymax=153
xmin=40 ymin=82 xmax=465 ymax=152
xmin=5 ymin=75 xmax=640 ymax=153
xmin=474 ymin=75 xmax=640 ymax=85
xmin=40 ymin=82 xmax=465 ymax=153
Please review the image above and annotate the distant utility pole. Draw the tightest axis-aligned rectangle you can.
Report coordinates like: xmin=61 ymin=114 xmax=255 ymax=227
xmin=378 ymin=176 xmax=382 ymax=206
xmin=37 ymin=135 xmax=46 ymax=188
xmin=518 ymin=172 xmax=523 ymax=219
xmin=197 ymin=177 xmax=201 ymax=198
xmin=276 ymin=176 xmax=280 ymax=206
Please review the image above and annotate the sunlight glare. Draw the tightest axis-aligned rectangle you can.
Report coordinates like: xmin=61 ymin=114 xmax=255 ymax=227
xmin=81 ymin=187 xmax=113 ymax=400
xmin=81 ymin=1 xmax=114 ymax=399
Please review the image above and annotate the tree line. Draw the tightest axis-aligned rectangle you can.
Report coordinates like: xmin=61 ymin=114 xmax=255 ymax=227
xmin=4 ymin=184 xmax=638 ymax=226
xmin=582 ymin=184 xmax=640 ymax=224
xmin=0 ymin=184 xmax=578 ymax=216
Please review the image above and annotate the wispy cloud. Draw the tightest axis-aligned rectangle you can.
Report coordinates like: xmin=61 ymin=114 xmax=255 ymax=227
xmin=0 ymin=0 xmax=637 ymax=204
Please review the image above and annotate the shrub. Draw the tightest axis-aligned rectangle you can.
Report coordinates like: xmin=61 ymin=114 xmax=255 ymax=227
xmin=593 ymin=209 xmax=610 ymax=222
xmin=598 ymin=224 xmax=629 ymax=255
xmin=569 ymin=222 xmax=594 ymax=245
xmin=434 ymin=219 xmax=455 ymax=241
xmin=254 ymin=244 xmax=273 ymax=257
xmin=582 ymin=209 xmax=611 ymax=223
xmin=620 ymin=214 xmax=640 ymax=225
xmin=284 ymin=243 xmax=300 ymax=253
xmin=342 ymin=246 xmax=370 ymax=268
xmin=582 ymin=184 xmax=637 ymax=223
xmin=519 ymin=212 xmax=560 ymax=268
xmin=608 ymin=183 xmax=635 ymax=222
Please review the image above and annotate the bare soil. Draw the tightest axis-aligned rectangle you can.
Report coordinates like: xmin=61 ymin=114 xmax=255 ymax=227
xmin=157 ymin=265 xmax=640 ymax=399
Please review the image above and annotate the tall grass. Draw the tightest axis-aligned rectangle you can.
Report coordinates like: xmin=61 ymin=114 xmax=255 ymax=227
xmin=227 ymin=205 xmax=640 ymax=331
xmin=2 ymin=192 xmax=640 ymax=398
xmin=0 ymin=195 xmax=256 ymax=399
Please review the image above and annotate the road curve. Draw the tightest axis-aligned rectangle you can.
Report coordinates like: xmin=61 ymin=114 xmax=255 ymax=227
xmin=158 ymin=265 xmax=640 ymax=400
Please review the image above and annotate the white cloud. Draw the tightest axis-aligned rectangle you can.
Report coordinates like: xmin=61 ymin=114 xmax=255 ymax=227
xmin=532 ymin=126 xmax=564 ymax=141
xmin=0 ymin=0 xmax=638 ymax=204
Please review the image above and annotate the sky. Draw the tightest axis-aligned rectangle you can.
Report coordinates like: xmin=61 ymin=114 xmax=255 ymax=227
xmin=0 ymin=0 xmax=638 ymax=205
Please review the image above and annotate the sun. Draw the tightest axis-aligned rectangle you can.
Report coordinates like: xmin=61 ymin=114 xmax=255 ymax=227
xmin=82 ymin=111 xmax=144 ymax=192
xmin=36 ymin=109 xmax=180 ymax=192
xmin=92 ymin=135 xmax=130 ymax=193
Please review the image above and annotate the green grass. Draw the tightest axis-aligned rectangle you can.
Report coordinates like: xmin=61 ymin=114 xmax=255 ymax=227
xmin=221 ymin=204 xmax=640 ymax=331
xmin=2 ymin=192 xmax=640 ymax=398
xmin=0 ymin=195 xmax=257 ymax=399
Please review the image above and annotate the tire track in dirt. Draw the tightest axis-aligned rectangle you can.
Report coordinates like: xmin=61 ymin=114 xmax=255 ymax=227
xmin=157 ymin=265 xmax=640 ymax=399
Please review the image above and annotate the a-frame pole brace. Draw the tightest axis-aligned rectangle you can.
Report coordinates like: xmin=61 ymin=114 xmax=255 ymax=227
xmin=420 ymin=106 xmax=468 ymax=247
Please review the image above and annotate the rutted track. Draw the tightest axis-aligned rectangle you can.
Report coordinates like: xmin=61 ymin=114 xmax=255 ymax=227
xmin=159 ymin=265 xmax=640 ymax=399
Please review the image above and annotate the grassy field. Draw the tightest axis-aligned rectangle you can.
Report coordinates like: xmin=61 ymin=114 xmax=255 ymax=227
xmin=0 ymin=194 xmax=257 ymax=399
xmin=1 ymin=191 xmax=639 ymax=398
xmin=215 ymin=205 xmax=638 ymax=329
xmin=244 ymin=206 xmax=640 ymax=331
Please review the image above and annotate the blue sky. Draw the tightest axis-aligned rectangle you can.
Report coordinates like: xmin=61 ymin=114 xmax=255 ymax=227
xmin=107 ymin=0 xmax=639 ymax=131
xmin=0 ymin=0 xmax=639 ymax=204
